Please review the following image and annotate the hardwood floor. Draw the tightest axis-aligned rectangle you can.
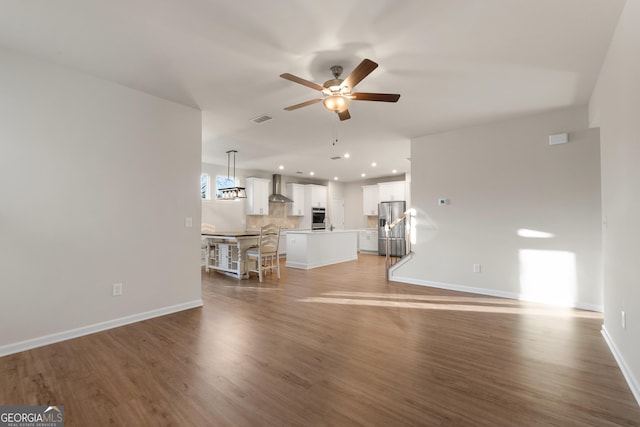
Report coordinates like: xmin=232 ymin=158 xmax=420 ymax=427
xmin=1 ymin=254 xmax=639 ymax=426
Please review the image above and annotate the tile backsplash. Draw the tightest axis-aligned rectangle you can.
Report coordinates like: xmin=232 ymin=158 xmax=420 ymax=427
xmin=245 ymin=202 xmax=300 ymax=230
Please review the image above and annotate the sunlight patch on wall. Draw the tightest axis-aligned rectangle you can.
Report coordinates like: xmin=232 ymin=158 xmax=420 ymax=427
xmin=409 ymin=208 xmax=417 ymax=245
xmin=517 ymin=228 xmax=555 ymax=238
xmin=519 ymin=249 xmax=576 ymax=307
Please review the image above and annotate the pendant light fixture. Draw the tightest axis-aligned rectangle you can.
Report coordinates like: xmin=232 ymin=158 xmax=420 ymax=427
xmin=218 ymin=150 xmax=247 ymax=200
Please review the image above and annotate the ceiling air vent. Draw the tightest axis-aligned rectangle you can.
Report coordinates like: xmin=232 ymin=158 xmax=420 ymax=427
xmin=330 ymin=156 xmax=341 ymax=160
xmin=250 ymin=114 xmax=273 ymax=125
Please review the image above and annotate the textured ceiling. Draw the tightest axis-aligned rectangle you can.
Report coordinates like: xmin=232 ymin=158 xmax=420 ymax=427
xmin=0 ymin=0 xmax=626 ymax=181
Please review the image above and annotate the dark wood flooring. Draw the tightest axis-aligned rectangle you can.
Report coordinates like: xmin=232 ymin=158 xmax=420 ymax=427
xmin=1 ymin=254 xmax=639 ymax=426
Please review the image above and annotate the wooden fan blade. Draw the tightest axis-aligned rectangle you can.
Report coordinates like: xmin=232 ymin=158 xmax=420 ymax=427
xmin=352 ymin=92 xmax=401 ymax=102
xmin=284 ymin=98 xmax=323 ymax=111
xmin=342 ymin=58 xmax=378 ymax=90
xmin=280 ymin=73 xmax=324 ymax=91
xmin=338 ymin=109 xmax=351 ymax=121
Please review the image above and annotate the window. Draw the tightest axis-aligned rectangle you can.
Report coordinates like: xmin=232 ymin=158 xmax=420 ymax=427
xmin=216 ymin=176 xmax=236 ymax=199
xmin=201 ymin=174 xmax=211 ymax=200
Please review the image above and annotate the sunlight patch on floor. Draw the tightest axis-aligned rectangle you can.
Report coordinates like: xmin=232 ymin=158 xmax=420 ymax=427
xmin=322 ymin=291 xmax=521 ymax=305
xmin=299 ymin=296 xmax=601 ymax=319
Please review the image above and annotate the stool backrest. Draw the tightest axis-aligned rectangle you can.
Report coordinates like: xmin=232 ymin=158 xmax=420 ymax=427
xmin=259 ymin=224 xmax=280 ymax=253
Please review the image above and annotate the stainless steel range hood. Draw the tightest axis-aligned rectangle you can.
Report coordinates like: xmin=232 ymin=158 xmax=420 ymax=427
xmin=269 ymin=174 xmax=293 ymax=203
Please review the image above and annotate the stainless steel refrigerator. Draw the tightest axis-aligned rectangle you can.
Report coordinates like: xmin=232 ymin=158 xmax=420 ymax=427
xmin=378 ymin=201 xmax=406 ymax=256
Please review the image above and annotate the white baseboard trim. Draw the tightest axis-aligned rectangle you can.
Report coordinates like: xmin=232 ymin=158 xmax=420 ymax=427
xmin=389 ymin=275 xmax=602 ymax=312
xmin=286 ymin=256 xmax=358 ymax=270
xmin=601 ymin=326 xmax=640 ymax=406
xmin=0 ymin=299 xmax=203 ymax=357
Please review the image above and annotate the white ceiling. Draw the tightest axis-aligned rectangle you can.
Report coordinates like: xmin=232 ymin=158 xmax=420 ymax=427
xmin=0 ymin=0 xmax=625 ymax=182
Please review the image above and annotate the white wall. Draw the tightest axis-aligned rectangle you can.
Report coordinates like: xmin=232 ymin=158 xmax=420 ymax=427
xmin=344 ymin=183 xmax=366 ymax=229
xmin=0 ymin=47 xmax=202 ymax=354
xmin=588 ymin=0 xmax=640 ymax=404
xmin=201 ymin=163 xmax=250 ymax=231
xmin=393 ymin=106 xmax=603 ymax=311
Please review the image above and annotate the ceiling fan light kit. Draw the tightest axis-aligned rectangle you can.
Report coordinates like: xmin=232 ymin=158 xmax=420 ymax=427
xmin=280 ymin=58 xmax=400 ymax=121
xmin=323 ymin=94 xmax=350 ymax=112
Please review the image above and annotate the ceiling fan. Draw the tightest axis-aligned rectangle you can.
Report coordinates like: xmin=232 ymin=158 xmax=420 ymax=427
xmin=280 ymin=58 xmax=400 ymax=121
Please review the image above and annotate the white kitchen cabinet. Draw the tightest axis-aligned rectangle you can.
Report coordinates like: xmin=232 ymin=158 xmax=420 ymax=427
xmin=286 ymin=183 xmax=305 ymax=216
xmin=245 ymin=177 xmax=269 ymax=215
xmin=307 ymin=184 xmax=327 ymax=208
xmin=362 ymin=185 xmax=379 ymax=216
xmin=358 ymin=229 xmax=379 ymax=253
xmin=378 ymin=181 xmax=405 ymax=202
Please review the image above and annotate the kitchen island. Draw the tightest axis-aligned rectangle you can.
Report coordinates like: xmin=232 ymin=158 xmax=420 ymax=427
xmin=285 ymin=230 xmax=358 ymax=270
xmin=202 ymin=231 xmax=259 ymax=279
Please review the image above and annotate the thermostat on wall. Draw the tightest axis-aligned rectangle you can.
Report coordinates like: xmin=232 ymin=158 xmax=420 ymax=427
xmin=548 ymin=133 xmax=569 ymax=145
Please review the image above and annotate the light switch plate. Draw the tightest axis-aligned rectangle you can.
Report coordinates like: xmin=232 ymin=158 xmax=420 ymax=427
xmin=112 ymin=283 xmax=123 ymax=296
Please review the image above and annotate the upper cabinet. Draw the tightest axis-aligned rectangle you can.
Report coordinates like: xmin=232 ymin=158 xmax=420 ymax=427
xmin=362 ymin=185 xmax=379 ymax=216
xmin=245 ymin=177 xmax=269 ymax=215
xmin=286 ymin=183 xmax=305 ymax=216
xmin=378 ymin=181 xmax=405 ymax=202
xmin=307 ymin=184 xmax=327 ymax=208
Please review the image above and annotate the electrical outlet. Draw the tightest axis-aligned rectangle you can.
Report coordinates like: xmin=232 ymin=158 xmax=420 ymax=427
xmin=621 ymin=310 xmax=626 ymax=329
xmin=473 ymin=264 xmax=481 ymax=273
xmin=112 ymin=283 xmax=123 ymax=296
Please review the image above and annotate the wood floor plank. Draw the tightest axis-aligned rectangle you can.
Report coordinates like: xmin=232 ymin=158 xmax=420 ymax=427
xmin=1 ymin=254 xmax=639 ymax=426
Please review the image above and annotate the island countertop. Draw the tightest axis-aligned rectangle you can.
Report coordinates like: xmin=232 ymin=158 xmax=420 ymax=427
xmin=286 ymin=229 xmax=358 ymax=234
xmin=202 ymin=231 xmax=260 ymax=237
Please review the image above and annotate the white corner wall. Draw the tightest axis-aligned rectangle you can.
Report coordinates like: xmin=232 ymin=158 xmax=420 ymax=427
xmin=201 ymin=163 xmax=248 ymax=231
xmin=0 ymin=47 xmax=203 ymax=355
xmin=393 ymin=106 xmax=602 ymax=311
xmin=588 ymin=0 xmax=640 ymax=404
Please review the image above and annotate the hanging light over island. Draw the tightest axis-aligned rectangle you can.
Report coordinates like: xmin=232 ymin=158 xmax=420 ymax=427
xmin=218 ymin=150 xmax=247 ymax=200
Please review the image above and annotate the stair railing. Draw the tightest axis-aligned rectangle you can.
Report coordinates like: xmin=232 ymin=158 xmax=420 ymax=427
xmin=384 ymin=208 xmax=413 ymax=280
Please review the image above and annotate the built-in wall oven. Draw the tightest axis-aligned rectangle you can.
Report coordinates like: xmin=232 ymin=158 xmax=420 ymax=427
xmin=311 ymin=207 xmax=326 ymax=230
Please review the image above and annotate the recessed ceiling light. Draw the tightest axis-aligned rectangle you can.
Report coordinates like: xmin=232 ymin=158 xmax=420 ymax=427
xmin=371 ymin=162 xmax=377 ymax=167
xmin=344 ymin=153 xmax=350 ymax=158
xmin=334 ymin=177 xmax=338 ymax=180
xmin=279 ymin=165 xmax=284 ymax=170
xmin=309 ymin=171 xmax=315 ymax=176
xmin=392 ymin=169 xmax=397 ymax=174
xmin=361 ymin=173 xmax=366 ymax=177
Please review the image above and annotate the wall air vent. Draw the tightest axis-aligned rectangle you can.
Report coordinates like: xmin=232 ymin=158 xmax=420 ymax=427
xmin=250 ymin=114 xmax=273 ymax=124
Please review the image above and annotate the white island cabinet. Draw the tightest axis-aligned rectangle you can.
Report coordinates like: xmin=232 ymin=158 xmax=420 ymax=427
xmin=286 ymin=230 xmax=358 ymax=270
